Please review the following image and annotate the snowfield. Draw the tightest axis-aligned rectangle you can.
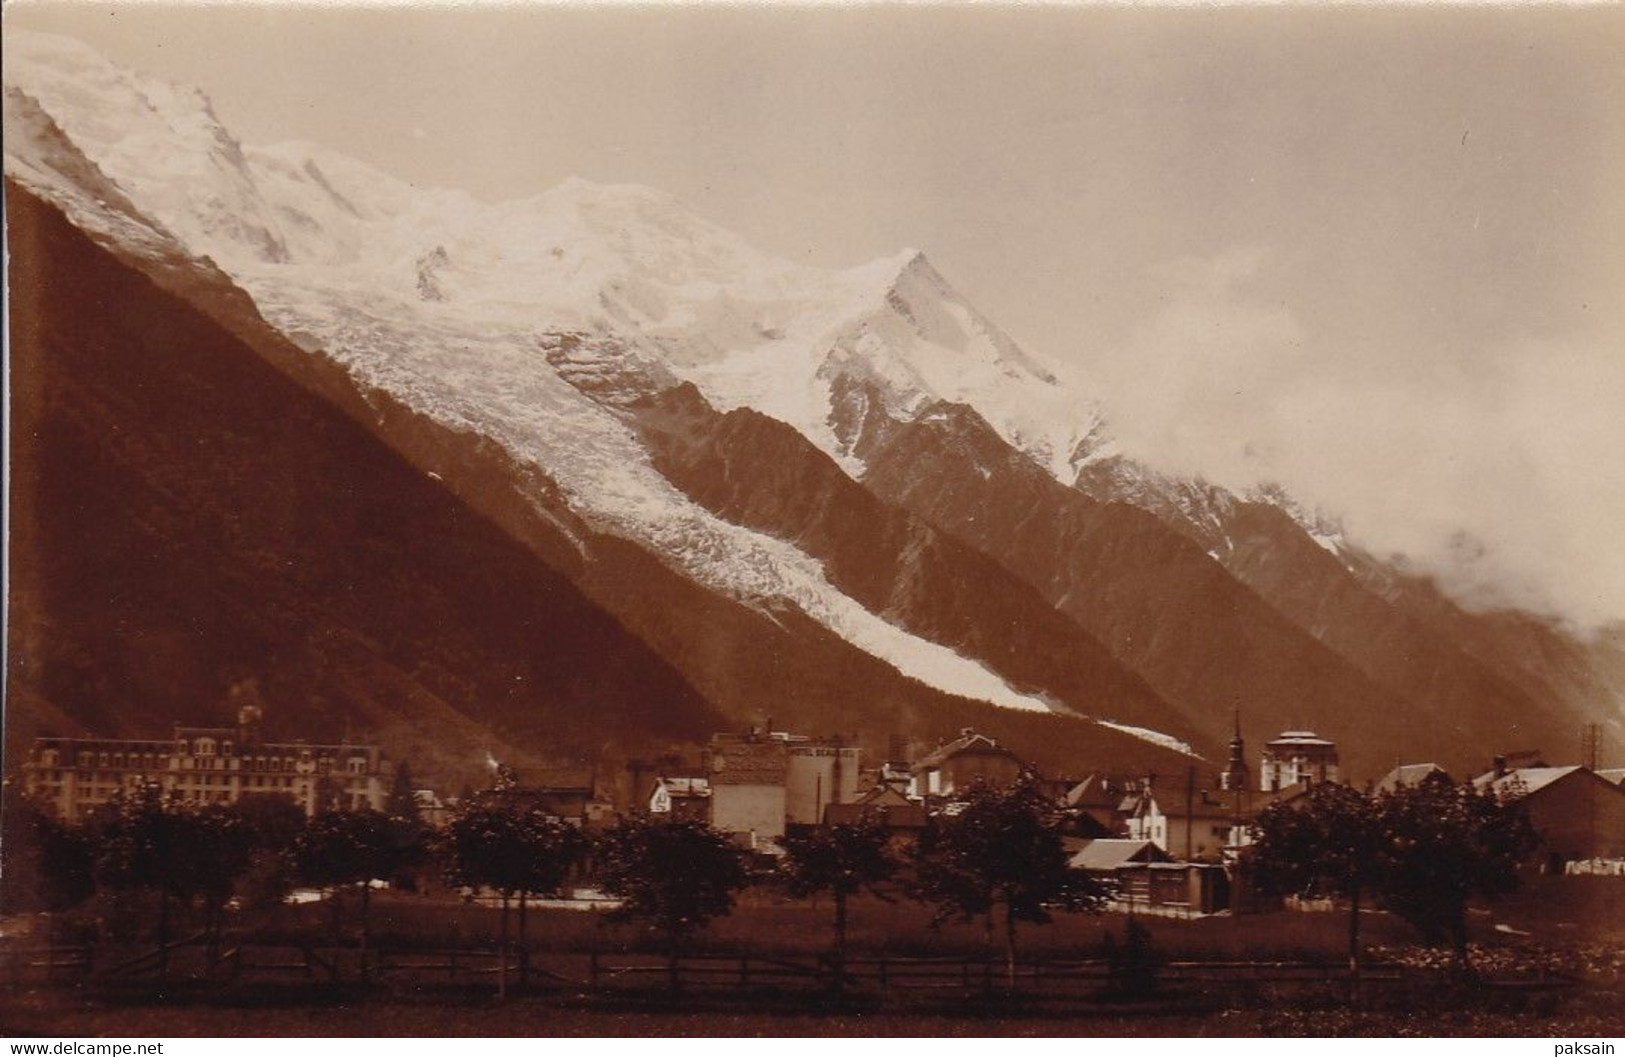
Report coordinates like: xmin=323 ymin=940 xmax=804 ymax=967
xmin=1096 ymin=721 xmax=1199 ymax=757
xmin=4 ymin=29 xmax=1078 ymax=720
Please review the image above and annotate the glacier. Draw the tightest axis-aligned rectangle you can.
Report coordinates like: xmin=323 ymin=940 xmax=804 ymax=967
xmin=4 ymin=29 xmax=1080 ymax=718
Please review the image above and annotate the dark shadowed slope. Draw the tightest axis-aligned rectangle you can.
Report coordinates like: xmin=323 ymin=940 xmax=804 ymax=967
xmin=626 ymin=383 xmax=1204 ymax=752
xmin=852 ymin=393 xmax=1441 ymax=781
xmin=1213 ymin=501 xmax=1581 ymax=768
xmin=1075 ymin=456 xmax=1586 ymax=776
xmin=5 ymin=181 xmax=724 ymax=784
xmin=1341 ymin=547 xmax=1625 ymax=763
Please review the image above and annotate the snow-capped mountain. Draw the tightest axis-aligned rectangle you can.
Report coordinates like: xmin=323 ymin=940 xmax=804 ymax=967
xmin=3 ymin=30 xmax=1210 ymax=771
xmin=6 ymin=30 xmax=1618 ymax=782
xmin=6 ymin=32 xmax=1106 ymax=487
xmin=10 ymin=33 xmax=1035 ymax=706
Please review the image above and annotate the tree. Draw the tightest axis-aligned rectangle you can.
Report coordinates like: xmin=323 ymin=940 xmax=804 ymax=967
xmin=1102 ymin=915 xmax=1163 ymax=998
xmin=381 ymin=765 xmax=432 ymax=894
xmin=778 ymin=813 xmax=900 ymax=988
xmin=0 ymin=789 xmax=94 ymax=917
xmin=228 ymin=794 xmax=307 ymax=912
xmin=292 ymin=808 xmax=420 ymax=976
xmin=1373 ymin=780 xmax=1537 ymax=968
xmin=912 ymin=772 xmax=1108 ymax=989
xmin=595 ymin=818 xmax=748 ymax=989
xmin=1248 ymin=782 xmax=1384 ymax=987
xmin=231 ymin=793 xmax=308 ymax=849
xmin=384 ymin=762 xmax=419 ymax=823
xmin=1248 ymin=780 xmax=1539 ymax=974
xmin=93 ymin=783 xmax=207 ymax=978
xmin=189 ymin=805 xmax=254 ymax=963
xmin=441 ymin=799 xmax=585 ymax=997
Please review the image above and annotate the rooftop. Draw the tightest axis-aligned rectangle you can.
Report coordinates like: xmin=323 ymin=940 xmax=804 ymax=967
xmin=1375 ymin=763 xmax=1450 ymax=793
xmin=910 ymin=728 xmax=1020 ymax=773
xmin=1267 ymin=730 xmax=1336 ymax=747
xmin=1069 ymin=839 xmax=1170 ymax=871
xmin=655 ymin=776 xmax=711 ymax=798
xmin=1472 ymin=765 xmax=1584 ymax=800
xmin=1065 ymin=774 xmax=1123 ymax=809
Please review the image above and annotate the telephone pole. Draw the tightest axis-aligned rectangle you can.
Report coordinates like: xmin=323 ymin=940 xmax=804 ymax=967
xmin=1581 ymin=723 xmax=1601 ymax=771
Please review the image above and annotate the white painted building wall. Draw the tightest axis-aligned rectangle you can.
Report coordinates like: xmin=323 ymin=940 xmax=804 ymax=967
xmin=785 ymin=745 xmax=862 ymax=824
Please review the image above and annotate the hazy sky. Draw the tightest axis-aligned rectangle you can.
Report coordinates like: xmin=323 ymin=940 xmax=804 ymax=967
xmin=9 ymin=1 xmax=1625 ymax=625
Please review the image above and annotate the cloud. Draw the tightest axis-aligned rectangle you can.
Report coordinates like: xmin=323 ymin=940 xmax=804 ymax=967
xmin=1089 ymin=246 xmax=1306 ymax=489
xmin=1086 ymin=249 xmax=1625 ymax=627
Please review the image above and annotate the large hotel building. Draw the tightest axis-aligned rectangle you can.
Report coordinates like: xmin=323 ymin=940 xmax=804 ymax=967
xmin=20 ymin=704 xmax=392 ymax=821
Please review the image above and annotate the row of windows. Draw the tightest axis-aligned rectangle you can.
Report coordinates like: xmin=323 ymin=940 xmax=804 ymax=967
xmin=60 ymin=752 xmax=171 ymax=770
xmin=47 ymin=748 xmax=300 ymax=768
xmin=51 ymin=754 xmax=372 ymax=774
xmin=176 ymin=747 xmax=373 ymax=773
xmin=32 ymin=774 xmax=313 ymax=795
xmin=29 ymin=768 xmax=167 ymax=785
xmin=33 ymin=765 xmax=375 ymax=790
xmin=40 ymin=747 xmax=378 ymax=776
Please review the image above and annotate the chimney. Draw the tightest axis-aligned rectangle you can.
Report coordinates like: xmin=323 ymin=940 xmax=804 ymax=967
xmin=1493 ymin=755 xmax=1507 ymax=778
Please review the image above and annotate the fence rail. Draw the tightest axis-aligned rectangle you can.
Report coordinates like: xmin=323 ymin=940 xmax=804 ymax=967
xmin=2 ymin=940 xmax=1582 ymax=1001
xmin=0 ymin=945 xmax=93 ymax=986
xmin=579 ymin=951 xmax=1504 ymax=996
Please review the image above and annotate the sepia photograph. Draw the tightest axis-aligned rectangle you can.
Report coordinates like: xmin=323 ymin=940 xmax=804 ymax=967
xmin=1 ymin=0 xmax=1622 ymax=1041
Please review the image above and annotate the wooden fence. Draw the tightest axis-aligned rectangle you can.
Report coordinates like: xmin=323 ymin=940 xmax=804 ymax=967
xmin=583 ymin=951 xmax=1438 ymax=995
xmin=1 ymin=945 xmax=93 ymax=986
xmin=583 ymin=951 xmax=1584 ymax=999
xmin=1 ymin=941 xmax=1581 ymax=1003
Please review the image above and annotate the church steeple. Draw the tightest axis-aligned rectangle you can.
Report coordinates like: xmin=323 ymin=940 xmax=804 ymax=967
xmin=1220 ymin=709 xmax=1250 ymax=792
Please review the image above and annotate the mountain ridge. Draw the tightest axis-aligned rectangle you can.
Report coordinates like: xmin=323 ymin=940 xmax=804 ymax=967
xmin=6 ymin=28 xmax=1620 ymax=784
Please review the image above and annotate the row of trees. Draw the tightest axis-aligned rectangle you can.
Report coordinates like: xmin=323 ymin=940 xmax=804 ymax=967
xmin=2 ymin=769 xmax=1538 ymax=993
xmin=453 ymin=772 xmax=1106 ymax=994
xmin=2 ymin=772 xmax=1101 ymax=992
xmin=1 ymin=781 xmax=427 ymax=976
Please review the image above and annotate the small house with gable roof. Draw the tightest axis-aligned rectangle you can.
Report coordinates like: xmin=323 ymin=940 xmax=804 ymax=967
xmin=908 ymin=728 xmax=1026 ymax=800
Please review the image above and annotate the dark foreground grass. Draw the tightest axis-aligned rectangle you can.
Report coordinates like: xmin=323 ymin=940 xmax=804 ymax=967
xmin=38 ymin=870 xmax=1620 ymax=962
xmin=8 ymin=881 xmax=1620 ymax=1037
xmin=4 ymin=987 xmax=1623 ymax=1038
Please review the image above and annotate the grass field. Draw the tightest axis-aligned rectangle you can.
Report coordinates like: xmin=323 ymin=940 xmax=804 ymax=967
xmin=198 ymin=874 xmax=1621 ymax=962
xmin=3 ymin=986 xmax=1623 ymax=1038
xmin=271 ymin=891 xmax=1415 ymax=960
xmin=4 ymin=877 xmax=1621 ymax=1037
